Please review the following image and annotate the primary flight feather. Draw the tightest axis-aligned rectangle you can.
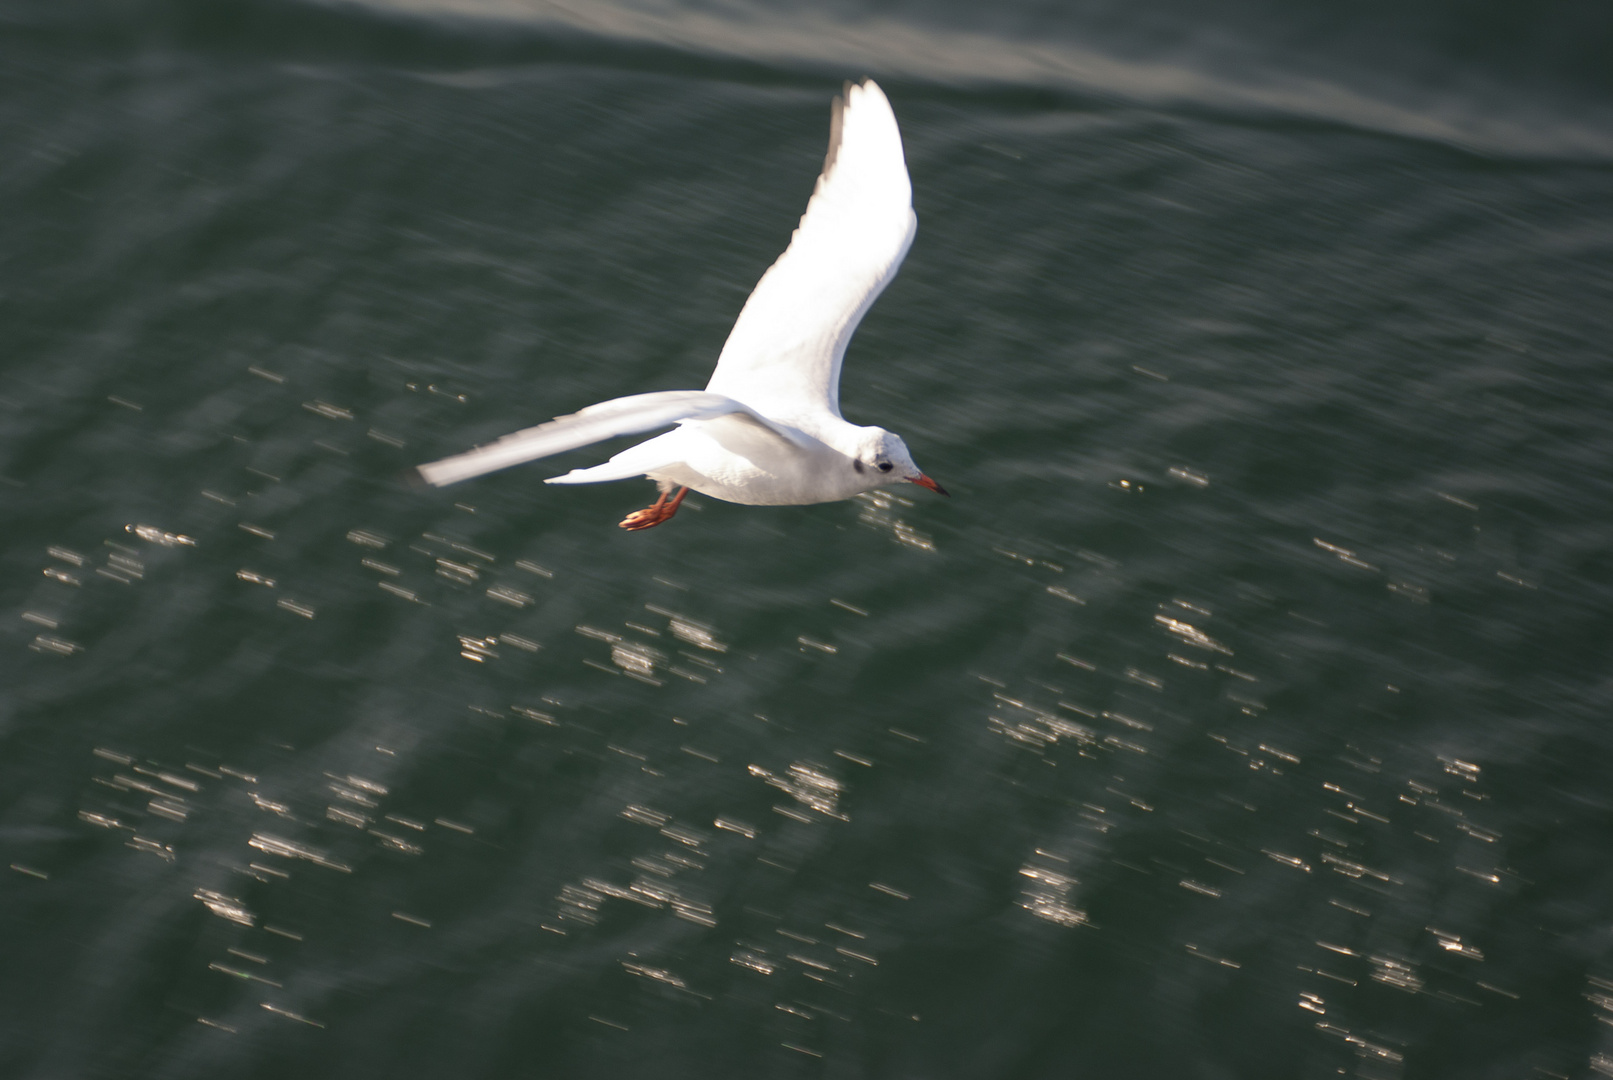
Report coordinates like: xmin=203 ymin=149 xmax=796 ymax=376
xmin=417 ymin=80 xmax=945 ymax=530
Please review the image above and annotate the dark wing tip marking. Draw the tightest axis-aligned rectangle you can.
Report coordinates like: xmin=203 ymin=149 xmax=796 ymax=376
xmin=823 ymin=81 xmax=854 ymax=177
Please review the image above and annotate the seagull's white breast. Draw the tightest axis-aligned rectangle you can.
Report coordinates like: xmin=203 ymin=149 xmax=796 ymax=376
xmin=640 ymin=415 xmax=864 ymax=506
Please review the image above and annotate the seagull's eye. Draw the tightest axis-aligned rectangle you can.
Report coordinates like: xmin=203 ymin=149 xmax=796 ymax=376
xmin=877 ymin=461 xmax=893 ymax=473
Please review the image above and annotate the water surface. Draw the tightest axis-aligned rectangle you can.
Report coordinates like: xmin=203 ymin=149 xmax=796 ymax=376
xmin=4 ymin=1 xmax=1613 ymax=1076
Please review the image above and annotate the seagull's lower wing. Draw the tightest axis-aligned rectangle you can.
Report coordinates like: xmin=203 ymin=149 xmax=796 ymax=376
xmin=416 ymin=390 xmax=790 ymax=487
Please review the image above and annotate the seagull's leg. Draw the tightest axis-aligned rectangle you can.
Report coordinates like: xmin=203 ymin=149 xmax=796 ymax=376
xmin=619 ymin=486 xmax=690 ymax=531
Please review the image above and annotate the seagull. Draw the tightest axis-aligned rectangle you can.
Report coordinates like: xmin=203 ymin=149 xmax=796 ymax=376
xmin=416 ymin=79 xmax=945 ymax=530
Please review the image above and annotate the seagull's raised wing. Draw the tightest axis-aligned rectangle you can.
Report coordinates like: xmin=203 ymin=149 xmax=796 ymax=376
xmin=416 ymin=390 xmax=793 ymax=487
xmin=704 ymin=80 xmax=916 ymax=422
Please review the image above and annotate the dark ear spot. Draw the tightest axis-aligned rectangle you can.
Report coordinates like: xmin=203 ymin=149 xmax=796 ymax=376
xmin=852 ymin=459 xmax=865 ymax=474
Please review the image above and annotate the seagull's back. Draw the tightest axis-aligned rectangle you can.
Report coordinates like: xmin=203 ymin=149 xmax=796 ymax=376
xmin=704 ymin=80 xmax=916 ymax=426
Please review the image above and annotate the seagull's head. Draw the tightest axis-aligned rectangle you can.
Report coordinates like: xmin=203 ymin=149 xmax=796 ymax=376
xmin=852 ymin=428 xmax=947 ymax=497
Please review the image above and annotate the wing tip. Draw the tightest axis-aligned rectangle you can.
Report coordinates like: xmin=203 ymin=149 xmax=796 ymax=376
xmin=412 ymin=462 xmax=453 ymax=488
xmin=819 ymin=79 xmax=899 ymax=187
xmin=823 ymin=86 xmax=849 ymax=177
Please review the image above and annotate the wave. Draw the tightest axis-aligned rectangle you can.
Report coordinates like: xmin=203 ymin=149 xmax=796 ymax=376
xmin=18 ymin=0 xmax=1613 ymax=160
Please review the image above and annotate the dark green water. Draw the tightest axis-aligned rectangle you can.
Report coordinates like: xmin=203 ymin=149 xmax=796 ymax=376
xmin=5 ymin=1 xmax=1613 ymax=1076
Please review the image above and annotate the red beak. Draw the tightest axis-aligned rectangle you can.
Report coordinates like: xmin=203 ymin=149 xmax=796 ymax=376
xmin=906 ymin=474 xmax=949 ymax=497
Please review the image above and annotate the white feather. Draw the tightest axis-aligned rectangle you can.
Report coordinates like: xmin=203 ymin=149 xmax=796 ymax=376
xmin=704 ymin=80 xmax=917 ymax=422
xmin=416 ymin=391 xmax=791 ymax=487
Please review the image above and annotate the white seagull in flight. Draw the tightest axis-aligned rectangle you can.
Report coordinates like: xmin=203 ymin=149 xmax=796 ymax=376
xmin=417 ymin=80 xmax=945 ymax=530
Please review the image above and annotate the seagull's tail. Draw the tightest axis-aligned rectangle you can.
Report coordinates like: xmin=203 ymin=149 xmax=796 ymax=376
xmin=545 ymin=427 xmax=689 ymax=486
xmin=544 ymin=459 xmax=653 ymax=486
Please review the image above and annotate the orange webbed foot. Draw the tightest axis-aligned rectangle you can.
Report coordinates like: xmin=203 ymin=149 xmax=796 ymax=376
xmin=618 ymin=486 xmax=689 ymax=531
xmin=619 ymin=507 xmax=670 ymax=530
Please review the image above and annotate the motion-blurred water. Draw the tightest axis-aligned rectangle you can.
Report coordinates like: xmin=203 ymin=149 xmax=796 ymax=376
xmin=4 ymin=1 xmax=1612 ymax=1076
